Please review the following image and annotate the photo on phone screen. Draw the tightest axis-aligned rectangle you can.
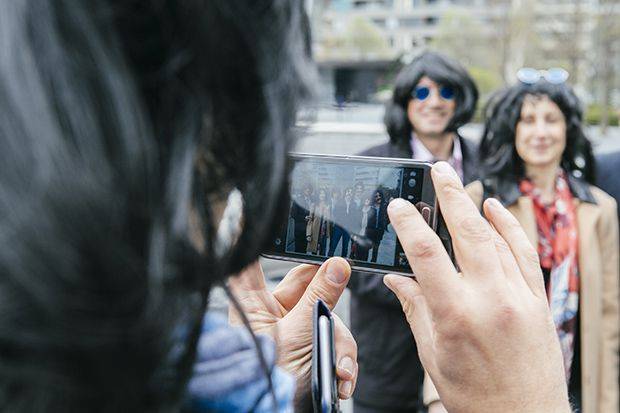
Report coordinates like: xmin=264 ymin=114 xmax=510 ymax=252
xmin=263 ymin=154 xmax=437 ymax=275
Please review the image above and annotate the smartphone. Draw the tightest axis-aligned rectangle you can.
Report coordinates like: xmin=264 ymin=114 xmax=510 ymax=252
xmin=312 ymin=300 xmax=340 ymax=413
xmin=262 ymin=153 xmax=453 ymax=276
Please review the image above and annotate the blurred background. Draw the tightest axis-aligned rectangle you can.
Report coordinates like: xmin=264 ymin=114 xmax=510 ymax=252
xmin=307 ymin=0 xmax=619 ymax=134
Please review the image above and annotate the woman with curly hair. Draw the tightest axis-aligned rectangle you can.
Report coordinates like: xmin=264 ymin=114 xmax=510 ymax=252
xmin=454 ymin=70 xmax=618 ymax=413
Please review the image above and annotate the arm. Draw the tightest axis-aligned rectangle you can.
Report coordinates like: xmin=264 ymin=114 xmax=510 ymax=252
xmin=598 ymin=197 xmax=619 ymax=412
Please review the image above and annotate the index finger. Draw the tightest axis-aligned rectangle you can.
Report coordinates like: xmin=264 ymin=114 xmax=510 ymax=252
xmin=431 ymin=162 xmax=503 ymax=279
xmin=387 ymin=198 xmax=460 ymax=309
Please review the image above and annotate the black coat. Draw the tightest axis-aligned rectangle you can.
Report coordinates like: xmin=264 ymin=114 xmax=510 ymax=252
xmin=348 ymin=135 xmax=480 ymax=409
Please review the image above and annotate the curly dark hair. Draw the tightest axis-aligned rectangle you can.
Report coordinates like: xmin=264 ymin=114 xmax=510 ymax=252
xmin=479 ymin=80 xmax=595 ymax=188
xmin=0 ymin=0 xmax=312 ymax=410
xmin=384 ymin=51 xmax=479 ymax=149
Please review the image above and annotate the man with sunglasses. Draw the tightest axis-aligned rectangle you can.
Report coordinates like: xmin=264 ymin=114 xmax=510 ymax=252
xmin=348 ymin=51 xmax=480 ymax=413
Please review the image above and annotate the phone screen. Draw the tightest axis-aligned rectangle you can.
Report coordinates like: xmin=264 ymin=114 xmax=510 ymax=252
xmin=264 ymin=154 xmax=435 ymax=274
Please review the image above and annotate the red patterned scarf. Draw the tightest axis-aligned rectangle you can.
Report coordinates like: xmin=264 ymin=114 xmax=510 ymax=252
xmin=519 ymin=171 xmax=579 ymax=381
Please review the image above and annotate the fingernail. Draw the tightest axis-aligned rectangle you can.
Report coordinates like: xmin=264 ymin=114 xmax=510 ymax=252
xmin=338 ymin=356 xmax=354 ymax=376
xmin=388 ymin=198 xmax=408 ymax=211
xmin=486 ymin=197 xmax=502 ymax=209
xmin=327 ymin=260 xmax=347 ymax=284
xmin=340 ymin=380 xmax=353 ymax=399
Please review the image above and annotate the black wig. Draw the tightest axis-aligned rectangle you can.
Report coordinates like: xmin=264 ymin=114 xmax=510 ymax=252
xmin=0 ymin=0 xmax=312 ymax=410
xmin=384 ymin=51 xmax=479 ymax=148
xmin=479 ymin=80 xmax=595 ymax=188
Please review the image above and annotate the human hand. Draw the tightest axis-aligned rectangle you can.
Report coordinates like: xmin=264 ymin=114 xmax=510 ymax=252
xmin=228 ymin=259 xmax=357 ymax=405
xmin=383 ymin=162 xmax=570 ymax=413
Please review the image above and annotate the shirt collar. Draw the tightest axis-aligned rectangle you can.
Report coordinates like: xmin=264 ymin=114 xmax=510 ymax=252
xmin=410 ymin=133 xmax=464 ymax=177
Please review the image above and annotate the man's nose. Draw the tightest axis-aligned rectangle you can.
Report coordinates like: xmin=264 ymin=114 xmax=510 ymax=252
xmin=426 ymin=89 xmax=443 ymax=106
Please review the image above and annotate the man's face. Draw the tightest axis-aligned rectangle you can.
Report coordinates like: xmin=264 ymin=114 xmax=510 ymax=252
xmin=407 ymin=76 xmax=456 ymax=138
xmin=374 ymin=192 xmax=382 ymax=205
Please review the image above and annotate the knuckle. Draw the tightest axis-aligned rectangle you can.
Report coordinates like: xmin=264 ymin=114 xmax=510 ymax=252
xmin=438 ymin=178 xmax=463 ymax=199
xmin=492 ymin=303 xmax=522 ymax=332
xmin=390 ymin=205 xmax=418 ymax=227
xmin=493 ymin=235 xmax=512 ymax=255
xmin=407 ymin=237 xmax=440 ymax=261
xmin=303 ymin=282 xmax=336 ymax=309
xmin=438 ymin=308 xmax=471 ymax=340
xmin=522 ymin=245 xmax=541 ymax=267
xmin=457 ymin=216 xmax=492 ymax=243
xmin=340 ymin=333 xmax=358 ymax=355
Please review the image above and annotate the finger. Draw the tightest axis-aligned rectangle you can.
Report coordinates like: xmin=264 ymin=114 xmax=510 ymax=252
xmin=272 ymin=264 xmax=320 ymax=311
xmin=387 ymin=198 xmax=460 ymax=310
xmin=383 ymin=274 xmax=437 ymax=375
xmin=486 ymin=219 xmax=529 ymax=292
xmin=483 ymin=198 xmax=546 ymax=298
xmin=332 ymin=315 xmax=358 ymax=400
xmin=290 ymin=257 xmax=351 ymax=313
xmin=431 ymin=162 xmax=503 ymax=278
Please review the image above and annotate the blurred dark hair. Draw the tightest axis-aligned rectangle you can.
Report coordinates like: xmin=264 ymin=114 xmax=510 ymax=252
xmin=479 ymin=80 xmax=595 ymax=189
xmin=384 ymin=51 xmax=479 ymax=148
xmin=0 ymin=0 xmax=312 ymax=411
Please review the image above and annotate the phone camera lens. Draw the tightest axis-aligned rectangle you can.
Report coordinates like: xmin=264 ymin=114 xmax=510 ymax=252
xmin=409 ymin=171 xmax=417 ymax=177
xmin=407 ymin=195 xmax=415 ymax=200
xmin=408 ymin=178 xmax=416 ymax=187
xmin=275 ymin=238 xmax=282 ymax=246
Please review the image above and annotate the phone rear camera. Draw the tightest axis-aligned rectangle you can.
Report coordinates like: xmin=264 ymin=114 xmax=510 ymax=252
xmin=409 ymin=171 xmax=417 ymax=177
xmin=408 ymin=178 xmax=416 ymax=187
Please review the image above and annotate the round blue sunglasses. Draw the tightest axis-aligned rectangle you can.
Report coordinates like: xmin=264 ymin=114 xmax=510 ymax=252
xmin=411 ymin=85 xmax=455 ymax=101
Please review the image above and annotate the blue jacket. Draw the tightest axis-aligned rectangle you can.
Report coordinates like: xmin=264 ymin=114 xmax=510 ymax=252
xmin=186 ymin=313 xmax=295 ymax=412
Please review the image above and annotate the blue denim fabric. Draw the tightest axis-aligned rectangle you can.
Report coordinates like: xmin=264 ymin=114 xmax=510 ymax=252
xmin=186 ymin=313 xmax=295 ymax=412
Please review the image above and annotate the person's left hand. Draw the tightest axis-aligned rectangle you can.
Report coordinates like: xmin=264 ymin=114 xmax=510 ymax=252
xmin=228 ymin=258 xmax=357 ymax=404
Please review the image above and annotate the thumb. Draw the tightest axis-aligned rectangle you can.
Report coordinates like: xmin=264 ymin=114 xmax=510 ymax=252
xmin=291 ymin=257 xmax=351 ymax=314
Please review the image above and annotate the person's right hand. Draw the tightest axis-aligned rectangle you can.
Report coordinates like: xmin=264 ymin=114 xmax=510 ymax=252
xmin=384 ymin=162 xmax=570 ymax=413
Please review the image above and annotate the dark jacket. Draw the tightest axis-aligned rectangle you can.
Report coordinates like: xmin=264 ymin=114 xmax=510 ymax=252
xmin=365 ymin=205 xmax=386 ymax=243
xmin=596 ymin=151 xmax=620 ymax=223
xmin=348 ymin=134 xmax=479 ymax=409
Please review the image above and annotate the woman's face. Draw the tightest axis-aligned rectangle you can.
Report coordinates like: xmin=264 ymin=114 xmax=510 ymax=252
xmin=515 ymin=95 xmax=567 ymax=170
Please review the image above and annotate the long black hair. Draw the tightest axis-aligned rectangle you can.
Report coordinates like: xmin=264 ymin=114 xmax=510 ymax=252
xmin=384 ymin=51 xmax=478 ymax=149
xmin=479 ymin=80 xmax=595 ymax=188
xmin=0 ymin=0 xmax=312 ymax=411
